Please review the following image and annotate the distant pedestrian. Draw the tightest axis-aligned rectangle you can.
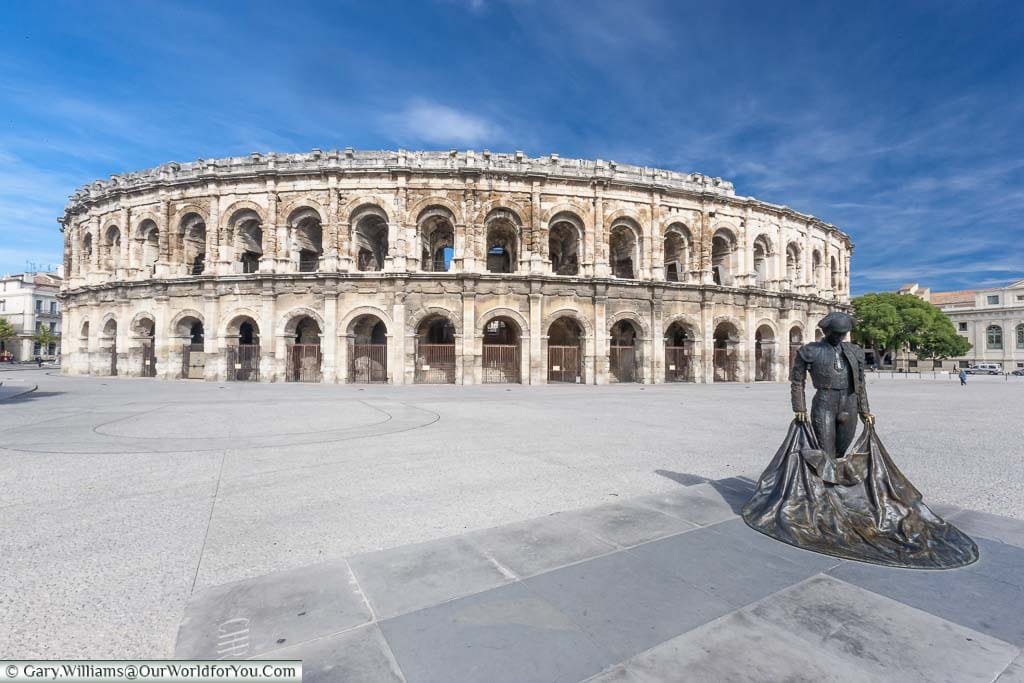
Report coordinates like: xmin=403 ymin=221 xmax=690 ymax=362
xmin=35 ymin=355 xmax=42 ymax=368
xmin=959 ymin=368 xmax=967 ymax=386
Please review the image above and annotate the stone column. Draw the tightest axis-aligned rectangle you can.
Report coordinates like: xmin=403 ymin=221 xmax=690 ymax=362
xmin=701 ymin=303 xmax=715 ymax=383
xmin=594 ymin=285 xmax=608 ymax=384
xmin=206 ymin=200 xmax=219 ymax=276
xmin=260 ymin=287 xmax=278 ymax=381
xmin=117 ymin=207 xmax=130 ymax=279
xmin=650 ymin=293 xmax=664 ymax=384
xmin=89 ymin=216 xmax=101 ymax=284
xmin=461 ymin=285 xmax=477 ymax=384
xmin=322 ymin=290 xmax=338 ymax=382
xmin=203 ymin=292 xmax=220 ymax=381
xmin=529 ymin=289 xmax=543 ymax=384
xmin=391 ymin=289 xmax=407 ymax=383
xmin=530 ymin=180 xmax=544 ymax=273
xmin=593 ymin=186 xmax=608 ymax=277
xmin=155 ymin=200 xmax=170 ymax=277
xmin=743 ymin=306 xmax=757 ymax=383
xmin=324 ymin=181 xmax=340 ymax=272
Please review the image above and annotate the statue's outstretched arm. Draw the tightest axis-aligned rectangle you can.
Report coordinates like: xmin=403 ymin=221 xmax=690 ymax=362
xmin=790 ymin=351 xmax=808 ymax=418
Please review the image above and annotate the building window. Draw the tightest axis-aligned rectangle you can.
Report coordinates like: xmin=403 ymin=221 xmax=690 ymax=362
xmin=1017 ymin=323 xmax=1024 ymax=349
xmin=0 ymin=299 xmax=5 ymax=312
xmin=933 ymin=360 xmax=943 ymax=369
xmin=909 ymin=360 xmax=918 ymax=368
xmin=958 ymin=322 xmax=967 ymax=331
xmin=47 ymin=343 xmax=56 ymax=355
xmin=987 ymin=295 xmax=999 ymax=305
xmin=1017 ymin=294 xmax=1024 ymax=301
xmin=959 ymin=360 xmax=970 ymax=368
xmin=50 ymin=301 xmax=57 ymax=314
xmin=35 ymin=299 xmax=42 ymax=312
xmin=987 ymin=324 xmax=1003 ymax=349
xmin=33 ymin=342 xmax=41 ymax=355
xmin=49 ymin=322 xmax=56 ymax=332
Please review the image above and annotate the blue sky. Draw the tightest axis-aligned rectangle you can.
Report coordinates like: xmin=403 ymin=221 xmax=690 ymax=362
xmin=1 ymin=0 xmax=1021 ymax=293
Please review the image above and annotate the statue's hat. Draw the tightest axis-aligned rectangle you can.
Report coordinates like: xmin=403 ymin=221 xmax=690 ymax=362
xmin=818 ymin=311 xmax=854 ymax=333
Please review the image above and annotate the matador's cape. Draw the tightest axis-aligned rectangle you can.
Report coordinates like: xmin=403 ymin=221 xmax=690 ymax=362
xmin=742 ymin=420 xmax=978 ymax=569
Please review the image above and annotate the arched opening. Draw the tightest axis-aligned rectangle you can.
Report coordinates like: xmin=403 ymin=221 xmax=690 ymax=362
xmin=482 ymin=316 xmax=521 ymax=383
xmin=100 ymin=317 xmax=117 ymax=376
xmin=711 ymin=230 xmax=736 ymax=286
xmin=547 ymin=317 xmax=584 ymax=383
xmin=79 ymin=321 xmax=90 ymax=356
xmin=137 ymin=220 xmax=160 ymax=273
xmin=181 ymin=214 xmax=206 ymax=275
xmin=789 ymin=326 xmax=803 ymax=369
xmin=812 ymin=250 xmax=823 ymax=289
xmin=753 ymin=235 xmax=771 ymax=287
xmin=353 ymin=208 xmax=389 ymax=272
xmin=785 ymin=243 xmax=801 ymax=284
xmin=419 ymin=210 xmax=455 ymax=272
xmin=103 ymin=226 xmax=121 ymax=271
xmin=349 ymin=315 xmax=388 ymax=383
xmin=290 ymin=208 xmax=323 ymax=272
xmin=227 ymin=211 xmax=263 ymax=274
xmin=713 ymin=322 xmax=740 ymax=382
xmin=82 ymin=233 xmax=94 ymax=269
xmin=175 ymin=316 xmax=206 ymax=379
xmin=755 ymin=325 xmax=776 ymax=381
xmin=415 ymin=315 xmax=456 ymax=383
xmin=286 ymin=316 xmax=322 ymax=382
xmin=609 ymin=319 xmax=640 ymax=383
xmin=609 ymin=223 xmax=638 ymax=279
xmin=132 ymin=316 xmax=156 ymax=378
xmin=226 ymin=316 xmax=260 ymax=381
xmin=830 ymin=255 xmax=839 ymax=291
xmin=664 ymin=226 xmax=689 ymax=282
xmin=665 ymin=321 xmax=696 ymax=382
xmin=987 ymin=324 xmax=1003 ymax=350
xmin=485 ymin=213 xmax=519 ymax=274
xmin=549 ymin=215 xmax=581 ymax=275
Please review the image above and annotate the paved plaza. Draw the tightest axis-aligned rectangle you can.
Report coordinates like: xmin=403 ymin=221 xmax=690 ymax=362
xmin=1 ymin=369 xmax=1022 ymax=680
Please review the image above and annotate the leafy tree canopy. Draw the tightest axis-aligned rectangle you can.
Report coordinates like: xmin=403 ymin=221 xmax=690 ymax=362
xmin=0 ymin=318 xmax=16 ymax=342
xmin=852 ymin=292 xmax=971 ymax=360
xmin=32 ymin=325 xmax=60 ymax=348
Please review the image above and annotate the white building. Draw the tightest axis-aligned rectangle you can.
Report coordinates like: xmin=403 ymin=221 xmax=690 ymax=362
xmin=0 ymin=271 xmax=63 ymax=362
xmin=899 ymin=280 xmax=1024 ymax=372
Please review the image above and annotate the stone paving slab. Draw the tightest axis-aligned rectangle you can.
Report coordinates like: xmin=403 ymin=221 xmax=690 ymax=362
xmin=585 ymin=609 xmax=882 ymax=683
xmin=552 ymin=501 xmax=698 ymax=548
xmin=254 ymin=625 xmax=403 ymax=683
xmin=627 ymin=524 xmax=836 ymax=609
xmin=524 ymin=550 xmax=734 ymax=663
xmin=629 ymin=482 xmax=739 ymax=526
xmin=380 ymin=581 xmax=613 ymax=683
xmin=347 ymin=535 xmax=512 ymax=620
xmin=998 ymin=652 xmax=1024 ymax=682
xmin=465 ymin=513 xmax=617 ymax=578
xmin=946 ymin=509 xmax=1024 ymax=549
xmin=828 ymin=539 xmax=1024 ymax=646
xmin=749 ymin=575 xmax=1018 ymax=682
xmin=175 ymin=560 xmax=371 ymax=659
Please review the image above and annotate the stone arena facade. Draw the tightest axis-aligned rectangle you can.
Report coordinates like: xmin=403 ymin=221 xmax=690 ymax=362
xmin=59 ymin=149 xmax=852 ymax=385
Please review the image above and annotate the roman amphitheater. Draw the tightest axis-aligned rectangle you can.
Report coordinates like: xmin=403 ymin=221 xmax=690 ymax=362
xmin=59 ymin=149 xmax=851 ymax=385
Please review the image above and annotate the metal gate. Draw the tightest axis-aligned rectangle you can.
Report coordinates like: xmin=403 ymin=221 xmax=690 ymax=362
xmin=482 ymin=344 xmax=520 ymax=383
xmin=755 ymin=345 xmax=775 ymax=381
xmin=182 ymin=343 xmax=205 ymax=379
xmin=351 ymin=343 xmax=387 ymax=383
xmin=548 ymin=345 xmax=581 ymax=383
xmin=713 ymin=347 xmax=739 ymax=382
xmin=609 ymin=345 xmax=638 ymax=383
xmin=665 ymin=345 xmax=694 ymax=382
xmin=226 ymin=344 xmax=260 ymax=382
xmin=109 ymin=342 xmax=118 ymax=377
xmin=141 ymin=343 xmax=156 ymax=378
xmin=287 ymin=344 xmax=322 ymax=383
xmin=415 ymin=343 xmax=455 ymax=384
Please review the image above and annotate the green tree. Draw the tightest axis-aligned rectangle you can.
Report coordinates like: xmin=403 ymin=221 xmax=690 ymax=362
xmin=32 ymin=325 xmax=60 ymax=357
xmin=0 ymin=317 xmax=15 ymax=351
xmin=851 ymin=292 xmax=971 ymax=364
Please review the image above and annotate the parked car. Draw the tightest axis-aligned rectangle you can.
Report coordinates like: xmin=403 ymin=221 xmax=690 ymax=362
xmin=1011 ymin=368 xmax=1024 ymax=376
xmin=968 ymin=362 xmax=1003 ymax=375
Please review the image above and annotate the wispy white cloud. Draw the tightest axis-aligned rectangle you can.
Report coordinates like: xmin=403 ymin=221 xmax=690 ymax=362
xmin=383 ymin=100 xmax=502 ymax=147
